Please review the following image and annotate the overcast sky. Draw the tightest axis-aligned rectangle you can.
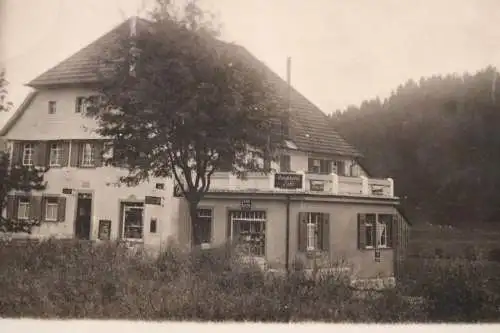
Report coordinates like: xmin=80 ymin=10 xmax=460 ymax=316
xmin=2 ymin=0 xmax=500 ymax=127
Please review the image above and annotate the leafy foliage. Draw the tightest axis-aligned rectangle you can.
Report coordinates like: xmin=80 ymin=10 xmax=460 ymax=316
xmin=331 ymin=66 xmax=500 ymax=225
xmin=0 ymin=70 xmax=46 ymax=234
xmin=88 ymin=0 xmax=281 ymax=226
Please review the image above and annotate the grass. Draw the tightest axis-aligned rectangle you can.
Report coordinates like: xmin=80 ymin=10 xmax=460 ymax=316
xmin=0 ymin=235 xmax=499 ymax=322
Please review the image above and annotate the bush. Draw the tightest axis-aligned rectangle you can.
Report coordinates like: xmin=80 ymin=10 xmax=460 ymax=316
xmin=1 ymin=238 xmax=498 ymax=322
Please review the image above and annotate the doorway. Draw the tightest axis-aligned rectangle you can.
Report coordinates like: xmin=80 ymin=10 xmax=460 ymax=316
xmin=75 ymin=192 xmax=92 ymax=240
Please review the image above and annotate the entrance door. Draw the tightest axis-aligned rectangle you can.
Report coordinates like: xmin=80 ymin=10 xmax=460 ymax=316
xmin=192 ymin=208 xmax=212 ymax=248
xmin=75 ymin=193 xmax=92 ymax=240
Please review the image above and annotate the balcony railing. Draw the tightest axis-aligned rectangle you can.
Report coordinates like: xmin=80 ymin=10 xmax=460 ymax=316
xmin=207 ymin=171 xmax=395 ymax=197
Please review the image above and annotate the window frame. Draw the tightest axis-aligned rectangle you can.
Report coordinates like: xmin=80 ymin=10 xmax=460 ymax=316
xmin=80 ymin=143 xmax=95 ymax=167
xmin=361 ymin=213 xmax=393 ymax=249
xmin=122 ymin=202 xmax=144 ymax=242
xmin=308 ymin=158 xmax=332 ymax=174
xmin=49 ymin=142 xmax=63 ymax=167
xmin=48 ymin=101 xmax=56 ymax=114
xmin=230 ymin=210 xmax=266 ymax=257
xmin=306 ymin=212 xmax=324 ymax=251
xmin=22 ymin=143 xmax=35 ymax=166
xmin=194 ymin=208 xmax=213 ymax=247
xmin=44 ymin=197 xmax=59 ymax=222
xmin=17 ymin=197 xmax=30 ymax=220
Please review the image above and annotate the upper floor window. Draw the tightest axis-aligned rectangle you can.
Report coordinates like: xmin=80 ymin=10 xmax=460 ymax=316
xmin=279 ymin=154 xmax=291 ymax=172
xmin=76 ymin=95 xmax=101 ymax=113
xmin=49 ymin=142 xmax=63 ymax=167
xmin=81 ymin=143 xmax=95 ymax=167
xmin=48 ymin=101 xmax=56 ymax=114
xmin=308 ymin=158 xmax=331 ymax=174
xmin=22 ymin=143 xmax=34 ymax=166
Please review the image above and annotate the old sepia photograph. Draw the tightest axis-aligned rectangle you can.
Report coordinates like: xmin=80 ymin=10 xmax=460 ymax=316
xmin=1 ymin=0 xmax=500 ymax=329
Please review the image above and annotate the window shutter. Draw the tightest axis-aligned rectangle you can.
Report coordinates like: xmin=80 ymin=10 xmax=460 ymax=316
xmin=226 ymin=211 xmax=232 ymax=240
xmin=70 ymin=141 xmax=80 ymax=167
xmin=40 ymin=196 xmax=47 ymax=221
xmin=6 ymin=195 xmax=16 ymax=219
xmin=320 ymin=213 xmax=330 ymax=252
xmin=11 ymin=142 xmax=22 ymax=166
xmin=58 ymin=197 xmax=66 ymax=222
xmin=30 ymin=196 xmax=42 ymax=222
xmin=389 ymin=214 xmax=398 ymax=248
xmin=35 ymin=142 xmax=47 ymax=167
xmin=94 ymin=141 xmax=104 ymax=167
xmin=307 ymin=158 xmax=314 ymax=173
xmin=61 ymin=141 xmax=70 ymax=167
xmin=358 ymin=213 xmax=367 ymax=249
xmin=298 ymin=212 xmax=308 ymax=252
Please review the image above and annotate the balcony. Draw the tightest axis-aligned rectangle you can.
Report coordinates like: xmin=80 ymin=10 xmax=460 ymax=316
xmin=207 ymin=171 xmax=395 ymax=198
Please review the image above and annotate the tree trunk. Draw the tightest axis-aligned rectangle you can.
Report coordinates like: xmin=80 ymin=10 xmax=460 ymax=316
xmin=188 ymin=200 xmax=200 ymax=249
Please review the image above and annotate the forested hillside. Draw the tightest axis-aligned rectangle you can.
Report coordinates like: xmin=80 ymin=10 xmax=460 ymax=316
xmin=331 ymin=66 xmax=500 ymax=226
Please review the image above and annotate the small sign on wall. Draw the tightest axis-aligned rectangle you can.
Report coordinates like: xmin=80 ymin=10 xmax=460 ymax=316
xmin=98 ymin=219 xmax=111 ymax=240
xmin=274 ymin=173 xmax=303 ymax=189
xmin=62 ymin=188 xmax=73 ymax=195
xmin=240 ymin=199 xmax=252 ymax=210
xmin=374 ymin=249 xmax=381 ymax=262
xmin=145 ymin=196 xmax=162 ymax=205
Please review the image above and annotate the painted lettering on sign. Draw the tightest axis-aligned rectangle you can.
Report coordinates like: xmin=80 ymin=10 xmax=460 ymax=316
xmin=274 ymin=173 xmax=303 ymax=189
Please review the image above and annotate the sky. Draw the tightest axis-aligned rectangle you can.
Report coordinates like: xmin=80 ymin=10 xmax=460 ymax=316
xmin=2 ymin=0 xmax=500 ymax=127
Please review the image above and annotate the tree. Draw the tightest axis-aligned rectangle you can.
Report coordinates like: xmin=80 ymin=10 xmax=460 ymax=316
xmin=89 ymin=0 xmax=281 ymax=245
xmin=0 ymin=69 xmax=46 ymax=234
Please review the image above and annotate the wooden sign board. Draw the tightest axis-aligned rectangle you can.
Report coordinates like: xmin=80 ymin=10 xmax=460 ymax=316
xmin=274 ymin=173 xmax=303 ymax=189
xmin=145 ymin=196 xmax=162 ymax=205
xmin=62 ymin=188 xmax=73 ymax=195
xmin=173 ymin=183 xmax=183 ymax=197
xmin=310 ymin=180 xmax=325 ymax=192
xmin=98 ymin=219 xmax=111 ymax=240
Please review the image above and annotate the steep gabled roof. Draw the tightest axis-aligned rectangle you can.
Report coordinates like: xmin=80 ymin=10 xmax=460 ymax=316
xmin=0 ymin=91 xmax=38 ymax=137
xmin=23 ymin=17 xmax=361 ymax=157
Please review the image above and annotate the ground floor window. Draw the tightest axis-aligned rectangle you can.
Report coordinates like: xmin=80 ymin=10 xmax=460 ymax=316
xmin=298 ymin=212 xmax=330 ymax=252
xmin=193 ymin=208 xmax=213 ymax=246
xmin=44 ymin=197 xmax=59 ymax=221
xmin=122 ymin=202 xmax=144 ymax=241
xmin=230 ymin=210 xmax=266 ymax=257
xmin=358 ymin=213 xmax=394 ymax=249
xmin=17 ymin=197 xmax=30 ymax=220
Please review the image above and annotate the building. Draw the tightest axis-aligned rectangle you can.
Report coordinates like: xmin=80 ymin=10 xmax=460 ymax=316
xmin=0 ymin=17 xmax=408 ymax=281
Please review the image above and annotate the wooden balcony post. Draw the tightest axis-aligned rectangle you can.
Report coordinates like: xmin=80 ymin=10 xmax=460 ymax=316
xmin=360 ymin=175 xmax=369 ymax=195
xmin=298 ymin=170 xmax=306 ymax=191
xmin=387 ymin=177 xmax=394 ymax=197
xmin=331 ymin=172 xmax=339 ymax=194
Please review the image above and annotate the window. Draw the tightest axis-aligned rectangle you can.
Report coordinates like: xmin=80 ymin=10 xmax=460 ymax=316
xmin=358 ymin=213 xmax=394 ymax=249
xmin=308 ymin=158 xmax=332 ymax=174
xmin=122 ymin=202 xmax=144 ymax=241
xmin=230 ymin=211 xmax=266 ymax=257
xmin=48 ymin=101 xmax=56 ymax=114
xmin=334 ymin=160 xmax=346 ymax=176
xmin=298 ymin=212 xmax=329 ymax=252
xmin=17 ymin=197 xmax=30 ymax=220
xmin=44 ymin=197 xmax=59 ymax=221
xmin=279 ymin=154 xmax=291 ymax=172
xmin=193 ymin=208 xmax=212 ymax=246
xmin=49 ymin=142 xmax=63 ymax=167
xmin=75 ymin=97 xmax=84 ymax=113
xmin=81 ymin=143 xmax=95 ymax=167
xmin=22 ymin=143 xmax=34 ymax=166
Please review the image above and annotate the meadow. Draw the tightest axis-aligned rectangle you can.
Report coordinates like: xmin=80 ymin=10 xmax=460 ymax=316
xmin=0 ymin=224 xmax=499 ymax=322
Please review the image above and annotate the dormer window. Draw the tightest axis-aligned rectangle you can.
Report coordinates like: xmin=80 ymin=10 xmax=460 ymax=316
xmin=308 ymin=158 xmax=331 ymax=174
xmin=76 ymin=95 xmax=101 ymax=113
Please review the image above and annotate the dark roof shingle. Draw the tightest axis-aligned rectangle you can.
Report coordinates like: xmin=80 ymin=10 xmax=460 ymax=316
xmin=26 ymin=17 xmax=361 ymax=157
